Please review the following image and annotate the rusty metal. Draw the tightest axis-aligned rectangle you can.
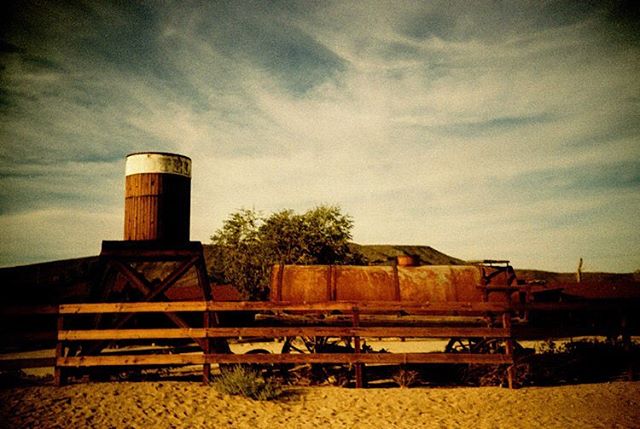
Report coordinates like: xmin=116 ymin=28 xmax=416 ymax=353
xmin=270 ymin=263 xmax=516 ymax=304
xmin=396 ymin=255 xmax=418 ymax=266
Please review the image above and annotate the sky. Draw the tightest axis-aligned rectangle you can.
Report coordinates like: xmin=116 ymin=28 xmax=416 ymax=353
xmin=1 ymin=1 xmax=639 ymax=272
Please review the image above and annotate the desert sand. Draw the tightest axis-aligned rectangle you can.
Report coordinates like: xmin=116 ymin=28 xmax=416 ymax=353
xmin=1 ymin=381 xmax=639 ymax=428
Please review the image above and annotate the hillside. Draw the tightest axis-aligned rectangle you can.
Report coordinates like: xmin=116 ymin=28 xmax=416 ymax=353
xmin=347 ymin=244 xmax=465 ymax=266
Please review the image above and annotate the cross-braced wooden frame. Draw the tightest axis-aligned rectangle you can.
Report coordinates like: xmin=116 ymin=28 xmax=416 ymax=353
xmin=58 ymin=240 xmax=215 ymax=383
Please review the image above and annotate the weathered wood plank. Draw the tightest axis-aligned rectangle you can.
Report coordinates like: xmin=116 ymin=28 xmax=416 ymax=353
xmin=58 ymin=327 xmax=511 ymax=341
xmin=206 ymin=326 xmax=511 ymax=339
xmin=58 ymin=302 xmax=208 ymax=314
xmin=58 ymin=300 xmax=512 ymax=314
xmin=57 ymin=354 xmax=205 ymax=367
xmin=0 ymin=305 xmax=59 ymax=316
xmin=0 ymin=357 xmax=56 ymax=369
xmin=57 ymin=352 xmax=513 ymax=367
xmin=59 ymin=328 xmax=207 ymax=340
xmin=0 ymin=331 xmax=57 ymax=343
xmin=204 ymin=353 xmax=514 ymax=365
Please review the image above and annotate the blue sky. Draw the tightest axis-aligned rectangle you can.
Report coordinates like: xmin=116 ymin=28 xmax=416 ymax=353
xmin=1 ymin=1 xmax=639 ymax=272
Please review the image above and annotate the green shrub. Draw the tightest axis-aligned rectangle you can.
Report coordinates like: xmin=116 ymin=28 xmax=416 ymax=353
xmin=210 ymin=205 xmax=366 ymax=300
xmin=214 ymin=366 xmax=282 ymax=401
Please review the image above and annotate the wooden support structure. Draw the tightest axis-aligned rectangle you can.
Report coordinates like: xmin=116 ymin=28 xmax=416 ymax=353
xmin=53 ymin=300 xmax=516 ymax=388
xmin=81 ymin=240 xmax=212 ymax=384
xmin=5 ymin=299 xmax=638 ymax=388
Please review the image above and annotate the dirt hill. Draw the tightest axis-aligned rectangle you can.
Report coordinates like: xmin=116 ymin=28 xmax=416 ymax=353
xmin=348 ymin=244 xmax=465 ymax=266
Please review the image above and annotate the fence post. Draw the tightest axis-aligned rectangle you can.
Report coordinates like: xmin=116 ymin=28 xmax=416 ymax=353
xmin=203 ymin=310 xmax=211 ymax=384
xmin=352 ymin=307 xmax=364 ymax=388
xmin=54 ymin=313 xmax=65 ymax=387
xmin=502 ymin=312 xmax=515 ymax=389
xmin=621 ymin=312 xmax=634 ymax=381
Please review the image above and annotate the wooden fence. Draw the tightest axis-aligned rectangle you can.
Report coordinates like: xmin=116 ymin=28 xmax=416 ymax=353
xmin=3 ymin=300 xmax=637 ymax=388
xmin=47 ymin=301 xmax=515 ymax=388
xmin=0 ymin=301 xmax=525 ymax=387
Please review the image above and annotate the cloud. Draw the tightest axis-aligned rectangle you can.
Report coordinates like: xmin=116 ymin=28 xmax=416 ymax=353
xmin=0 ymin=207 xmax=120 ymax=266
xmin=0 ymin=1 xmax=639 ymax=273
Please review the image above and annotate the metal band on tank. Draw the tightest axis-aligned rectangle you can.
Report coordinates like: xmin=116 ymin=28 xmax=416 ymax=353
xmin=125 ymin=153 xmax=192 ymax=178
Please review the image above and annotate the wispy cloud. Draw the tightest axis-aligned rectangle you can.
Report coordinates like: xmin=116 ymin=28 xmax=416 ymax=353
xmin=1 ymin=0 xmax=639 ymax=272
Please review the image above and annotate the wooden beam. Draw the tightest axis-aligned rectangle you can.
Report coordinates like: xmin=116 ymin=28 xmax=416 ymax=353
xmin=59 ymin=328 xmax=207 ymax=340
xmin=204 ymin=326 xmax=511 ymax=338
xmin=58 ymin=354 xmax=206 ymax=367
xmin=59 ymin=302 xmax=208 ymax=314
xmin=117 ymin=255 xmax=199 ymax=303
xmin=110 ymin=259 xmax=155 ymax=295
xmin=205 ymin=301 xmax=512 ymax=313
xmin=99 ymin=246 xmax=203 ymax=259
xmin=57 ymin=299 xmax=640 ymax=315
xmin=57 ymin=352 xmax=513 ymax=367
xmin=0 ymin=331 xmax=57 ymax=344
xmin=203 ymin=353 xmax=514 ymax=365
xmin=58 ymin=326 xmax=511 ymax=341
xmin=58 ymin=300 xmax=512 ymax=314
xmin=0 ymin=357 xmax=56 ymax=369
xmin=0 ymin=305 xmax=59 ymax=316
xmin=91 ymin=258 xmax=207 ymax=351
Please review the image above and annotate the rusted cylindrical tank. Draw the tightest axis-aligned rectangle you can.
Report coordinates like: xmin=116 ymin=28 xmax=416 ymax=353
xmin=270 ymin=264 xmax=515 ymax=303
xmin=124 ymin=152 xmax=192 ymax=243
xmin=396 ymin=255 xmax=418 ymax=267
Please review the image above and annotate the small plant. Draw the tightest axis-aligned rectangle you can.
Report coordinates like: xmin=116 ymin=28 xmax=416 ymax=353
xmin=214 ymin=366 xmax=282 ymax=401
xmin=536 ymin=339 xmax=557 ymax=354
xmin=393 ymin=367 xmax=420 ymax=388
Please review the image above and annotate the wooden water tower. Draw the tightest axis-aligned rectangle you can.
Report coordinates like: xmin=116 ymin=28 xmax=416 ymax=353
xmin=89 ymin=152 xmax=213 ymax=361
xmin=54 ymin=152 xmax=218 ymax=386
xmin=124 ymin=152 xmax=192 ymax=242
xmin=94 ymin=151 xmax=211 ymax=302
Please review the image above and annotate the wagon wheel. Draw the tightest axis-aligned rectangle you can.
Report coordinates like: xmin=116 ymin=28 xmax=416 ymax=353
xmin=445 ymin=338 xmax=482 ymax=353
xmin=279 ymin=336 xmax=354 ymax=386
xmin=444 ymin=338 xmax=528 ymax=387
xmin=236 ymin=348 xmax=277 ymax=378
xmin=445 ymin=338 xmax=524 ymax=354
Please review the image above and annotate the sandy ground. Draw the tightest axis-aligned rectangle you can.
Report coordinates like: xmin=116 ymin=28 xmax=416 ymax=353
xmin=1 ymin=381 xmax=639 ymax=429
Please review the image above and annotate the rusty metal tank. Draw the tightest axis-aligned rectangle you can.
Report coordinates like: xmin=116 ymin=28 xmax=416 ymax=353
xmin=270 ymin=264 xmax=516 ymax=303
xmin=124 ymin=152 xmax=192 ymax=243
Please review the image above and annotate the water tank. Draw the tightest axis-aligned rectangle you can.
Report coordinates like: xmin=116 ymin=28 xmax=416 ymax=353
xmin=124 ymin=152 xmax=192 ymax=243
xmin=270 ymin=265 xmax=514 ymax=303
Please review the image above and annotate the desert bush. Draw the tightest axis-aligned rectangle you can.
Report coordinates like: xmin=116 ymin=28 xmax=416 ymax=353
xmin=520 ymin=338 xmax=636 ymax=386
xmin=393 ymin=367 xmax=420 ymax=388
xmin=211 ymin=205 xmax=366 ymax=300
xmin=455 ymin=338 xmax=639 ymax=387
xmin=214 ymin=366 xmax=282 ymax=401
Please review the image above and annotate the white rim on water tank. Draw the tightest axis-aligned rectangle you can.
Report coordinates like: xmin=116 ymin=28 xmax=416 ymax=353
xmin=125 ymin=152 xmax=191 ymax=178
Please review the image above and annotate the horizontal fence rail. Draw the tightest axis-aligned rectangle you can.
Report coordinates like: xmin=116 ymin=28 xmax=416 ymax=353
xmin=56 ymin=301 xmax=512 ymax=314
xmin=48 ymin=300 xmax=517 ymax=388
xmin=2 ymin=300 xmax=633 ymax=317
xmin=58 ymin=327 xmax=512 ymax=341
xmin=3 ymin=298 xmax=637 ymax=388
xmin=0 ymin=357 xmax=56 ymax=370
xmin=57 ymin=353 xmax=513 ymax=368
